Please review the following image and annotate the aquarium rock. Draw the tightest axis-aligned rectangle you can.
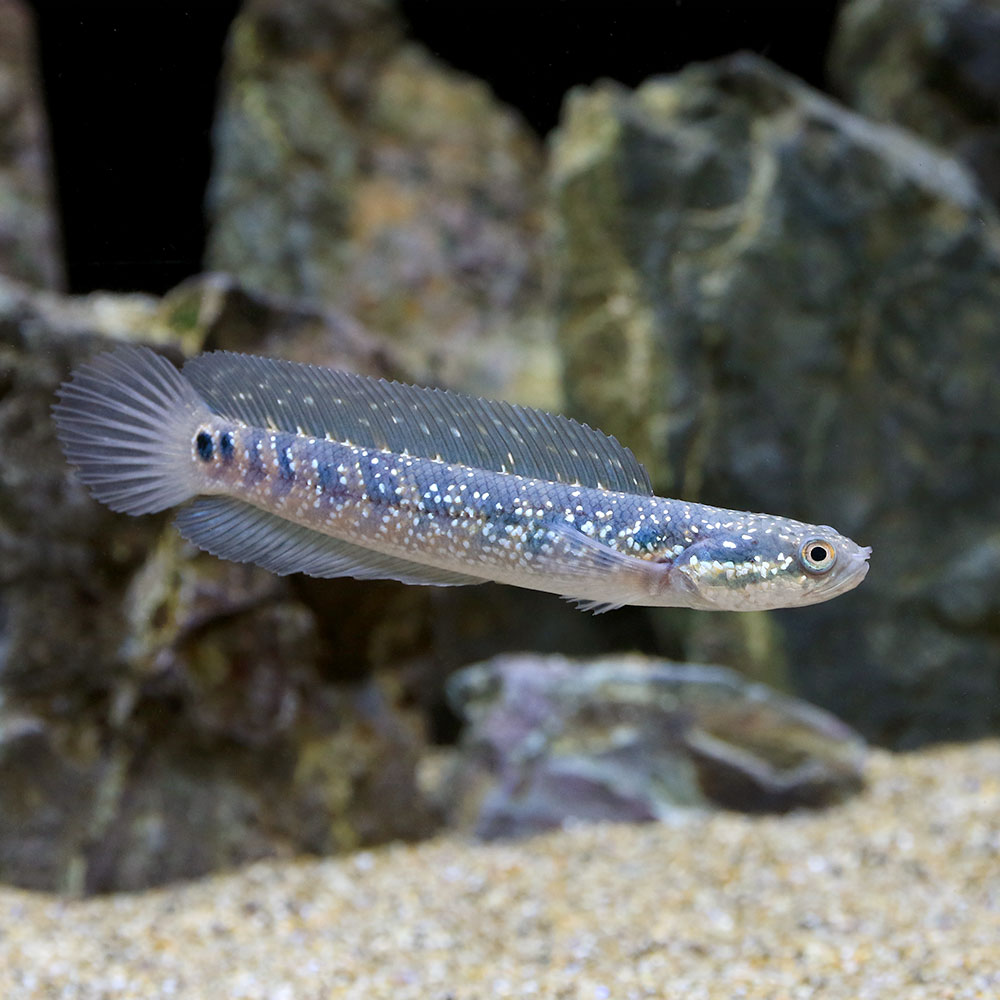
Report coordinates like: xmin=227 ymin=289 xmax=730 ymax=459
xmin=205 ymin=0 xmax=556 ymax=405
xmin=550 ymin=53 xmax=1000 ymax=746
xmin=831 ymin=0 xmax=1000 ymax=208
xmin=0 ymin=0 xmax=64 ymax=290
xmin=444 ymin=653 xmax=866 ymax=839
xmin=0 ymin=275 xmax=435 ymax=894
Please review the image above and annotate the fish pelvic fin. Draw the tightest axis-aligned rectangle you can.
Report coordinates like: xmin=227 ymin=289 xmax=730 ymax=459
xmin=53 ymin=346 xmax=213 ymax=515
xmin=560 ymin=595 xmax=626 ymax=615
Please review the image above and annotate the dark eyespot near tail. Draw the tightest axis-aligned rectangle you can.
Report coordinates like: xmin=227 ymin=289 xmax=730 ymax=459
xmin=219 ymin=431 xmax=235 ymax=460
xmin=195 ymin=431 xmax=213 ymax=461
xmin=799 ymin=538 xmax=836 ymax=573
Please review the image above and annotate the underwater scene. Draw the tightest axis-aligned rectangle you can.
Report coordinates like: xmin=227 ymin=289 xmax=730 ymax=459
xmin=1 ymin=1 xmax=998 ymax=997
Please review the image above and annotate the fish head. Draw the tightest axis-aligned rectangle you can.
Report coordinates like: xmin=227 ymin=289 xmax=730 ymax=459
xmin=663 ymin=515 xmax=871 ymax=611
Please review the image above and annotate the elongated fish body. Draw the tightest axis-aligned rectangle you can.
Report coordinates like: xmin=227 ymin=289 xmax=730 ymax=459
xmin=53 ymin=348 xmax=871 ymax=612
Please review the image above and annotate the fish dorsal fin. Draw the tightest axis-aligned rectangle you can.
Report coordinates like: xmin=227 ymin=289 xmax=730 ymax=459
xmin=183 ymin=352 xmax=653 ymax=494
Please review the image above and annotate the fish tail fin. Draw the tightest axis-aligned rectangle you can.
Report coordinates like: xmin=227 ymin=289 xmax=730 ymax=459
xmin=53 ymin=345 xmax=214 ymax=515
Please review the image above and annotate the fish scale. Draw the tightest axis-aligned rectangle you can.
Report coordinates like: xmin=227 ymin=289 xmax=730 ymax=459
xmin=52 ymin=346 xmax=871 ymax=613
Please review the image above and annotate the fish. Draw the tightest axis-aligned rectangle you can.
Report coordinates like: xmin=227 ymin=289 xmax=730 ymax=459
xmin=52 ymin=346 xmax=871 ymax=613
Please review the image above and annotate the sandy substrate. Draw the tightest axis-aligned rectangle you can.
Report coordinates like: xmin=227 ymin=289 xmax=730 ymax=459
xmin=1 ymin=741 xmax=998 ymax=1000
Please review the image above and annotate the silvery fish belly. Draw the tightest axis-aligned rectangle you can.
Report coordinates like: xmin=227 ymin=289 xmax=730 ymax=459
xmin=52 ymin=347 xmax=871 ymax=613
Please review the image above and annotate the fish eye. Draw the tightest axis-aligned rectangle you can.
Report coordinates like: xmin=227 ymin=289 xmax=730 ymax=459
xmin=799 ymin=538 xmax=836 ymax=573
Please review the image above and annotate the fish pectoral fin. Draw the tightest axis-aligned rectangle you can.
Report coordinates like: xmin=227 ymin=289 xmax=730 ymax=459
xmin=174 ymin=496 xmax=486 ymax=586
xmin=535 ymin=519 xmax=653 ymax=613
xmin=540 ymin=518 xmax=651 ymax=577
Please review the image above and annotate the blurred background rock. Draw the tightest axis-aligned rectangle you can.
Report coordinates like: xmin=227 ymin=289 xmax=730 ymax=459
xmin=0 ymin=0 xmax=62 ymax=289
xmin=1 ymin=0 xmax=997 ymax=892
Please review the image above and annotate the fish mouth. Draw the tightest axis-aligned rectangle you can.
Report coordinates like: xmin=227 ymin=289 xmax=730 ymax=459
xmin=854 ymin=544 xmax=873 ymax=578
xmin=816 ymin=541 xmax=871 ymax=600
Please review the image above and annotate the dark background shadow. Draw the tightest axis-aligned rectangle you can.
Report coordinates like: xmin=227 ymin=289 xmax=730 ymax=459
xmin=28 ymin=1 xmax=839 ymax=295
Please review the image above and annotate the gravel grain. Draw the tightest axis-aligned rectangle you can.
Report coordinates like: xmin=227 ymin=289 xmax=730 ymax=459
xmin=1 ymin=741 xmax=998 ymax=999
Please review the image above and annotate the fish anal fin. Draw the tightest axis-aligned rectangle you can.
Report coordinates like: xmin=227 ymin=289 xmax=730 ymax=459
xmin=174 ymin=496 xmax=485 ymax=586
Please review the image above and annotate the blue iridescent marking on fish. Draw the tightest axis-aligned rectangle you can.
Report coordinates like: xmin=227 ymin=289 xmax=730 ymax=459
xmin=359 ymin=451 xmax=397 ymax=504
xmin=275 ymin=432 xmax=296 ymax=485
xmin=525 ymin=522 xmax=554 ymax=555
xmin=246 ymin=430 xmax=267 ymax=483
xmin=317 ymin=461 xmax=343 ymax=495
xmin=629 ymin=522 xmax=663 ymax=552
xmin=417 ymin=478 xmax=456 ymax=515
